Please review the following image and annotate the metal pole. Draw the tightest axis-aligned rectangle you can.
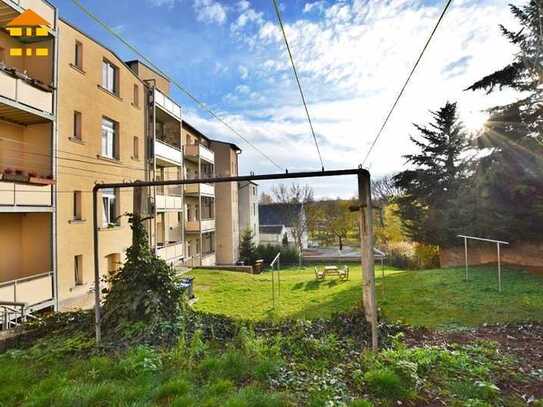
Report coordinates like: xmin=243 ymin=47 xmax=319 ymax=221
xmin=91 ymin=168 xmax=369 ymax=345
xmin=497 ymin=242 xmax=502 ymax=293
xmin=277 ymin=259 xmax=280 ymax=300
xmin=358 ymin=172 xmax=378 ymax=351
xmin=271 ymin=266 xmax=276 ymax=310
xmin=464 ymin=236 xmax=468 ymax=281
xmin=92 ymin=188 xmax=101 ymax=345
xmin=381 ymin=258 xmax=385 ymax=298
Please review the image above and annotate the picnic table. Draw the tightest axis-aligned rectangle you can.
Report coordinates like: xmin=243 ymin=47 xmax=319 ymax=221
xmin=314 ymin=265 xmax=349 ymax=281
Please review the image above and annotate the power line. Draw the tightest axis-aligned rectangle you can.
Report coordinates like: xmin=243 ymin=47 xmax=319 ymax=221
xmin=270 ymin=0 xmax=325 ymax=171
xmin=69 ymin=0 xmax=284 ymax=172
xmin=362 ymin=0 xmax=454 ymax=166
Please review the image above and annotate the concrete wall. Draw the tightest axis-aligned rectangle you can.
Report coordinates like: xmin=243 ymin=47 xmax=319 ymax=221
xmin=238 ymin=181 xmax=259 ymax=245
xmin=56 ymin=21 xmax=146 ymax=306
xmin=0 ymin=213 xmax=51 ymax=282
xmin=211 ymin=141 xmax=239 ymax=265
xmin=0 ymin=121 xmax=51 ymax=176
xmin=440 ymin=241 xmax=543 ymax=270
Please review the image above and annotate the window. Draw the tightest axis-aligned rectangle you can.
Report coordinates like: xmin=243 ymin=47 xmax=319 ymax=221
xmin=102 ymin=188 xmax=118 ymax=227
xmin=253 ymin=203 xmax=256 ymax=217
xmin=73 ymin=111 xmax=82 ymax=140
xmin=102 ymin=59 xmax=118 ymax=94
xmin=133 ymin=136 xmax=139 ymax=159
xmin=74 ymin=41 xmax=83 ymax=69
xmin=196 ymin=239 xmax=200 ymax=255
xmin=133 ymin=84 xmax=139 ymax=107
xmin=73 ymin=191 xmax=82 ymax=220
xmin=101 ymin=117 xmax=117 ymax=159
xmin=187 ymin=241 xmax=192 ymax=257
xmin=74 ymin=255 xmax=83 ymax=286
xmin=252 ymin=186 xmax=256 ymax=196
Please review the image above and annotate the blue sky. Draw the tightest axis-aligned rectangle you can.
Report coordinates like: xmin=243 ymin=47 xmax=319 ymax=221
xmin=51 ymin=0 xmax=517 ymax=198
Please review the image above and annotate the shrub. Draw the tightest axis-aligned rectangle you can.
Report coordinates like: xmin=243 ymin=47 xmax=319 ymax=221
xmin=101 ymin=214 xmax=185 ymax=341
xmin=240 ymin=228 xmax=257 ymax=265
xmin=414 ymin=243 xmax=440 ymax=269
xmin=255 ymin=244 xmax=299 ymax=266
xmin=363 ymin=368 xmax=411 ymax=400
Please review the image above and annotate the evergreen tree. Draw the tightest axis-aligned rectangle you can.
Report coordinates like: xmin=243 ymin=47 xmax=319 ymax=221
xmin=393 ymin=102 xmax=468 ymax=246
xmin=239 ymin=227 xmax=256 ymax=265
xmin=465 ymin=1 xmax=543 ymax=240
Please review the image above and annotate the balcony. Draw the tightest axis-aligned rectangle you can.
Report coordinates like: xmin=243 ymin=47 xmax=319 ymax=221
xmin=156 ymin=241 xmax=184 ymax=265
xmin=185 ymin=219 xmax=215 ymax=233
xmin=184 ymin=183 xmax=214 ymax=197
xmin=154 ymin=88 xmax=181 ymax=121
xmin=155 ymin=139 xmax=182 ymax=167
xmin=0 ymin=0 xmax=57 ymax=30
xmin=156 ymin=194 xmax=182 ymax=211
xmin=0 ymin=69 xmax=54 ymax=122
xmin=0 ymin=271 xmax=54 ymax=310
xmin=0 ymin=181 xmax=52 ymax=208
xmin=184 ymin=144 xmax=214 ymax=164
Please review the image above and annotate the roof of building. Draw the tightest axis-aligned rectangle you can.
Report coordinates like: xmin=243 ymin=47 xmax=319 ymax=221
xmin=259 ymin=225 xmax=285 ymax=235
xmin=210 ymin=138 xmax=242 ymax=153
xmin=259 ymin=203 xmax=303 ymax=227
xmin=125 ymin=59 xmax=170 ymax=83
xmin=182 ymin=121 xmax=211 ymax=142
xmin=7 ymin=9 xmax=49 ymax=27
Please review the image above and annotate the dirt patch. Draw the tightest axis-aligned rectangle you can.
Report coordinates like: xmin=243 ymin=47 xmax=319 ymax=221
xmin=403 ymin=323 xmax=543 ymax=402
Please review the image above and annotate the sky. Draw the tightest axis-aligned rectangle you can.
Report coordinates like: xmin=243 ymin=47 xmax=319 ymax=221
xmin=51 ymin=0 xmax=519 ymax=198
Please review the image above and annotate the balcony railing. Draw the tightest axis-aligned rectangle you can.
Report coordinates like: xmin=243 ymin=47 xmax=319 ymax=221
xmin=156 ymin=241 xmax=184 ymax=264
xmin=185 ymin=219 xmax=215 ymax=233
xmin=184 ymin=144 xmax=214 ymax=164
xmin=0 ymin=181 xmax=52 ymax=206
xmin=155 ymin=139 xmax=183 ymax=167
xmin=154 ymin=88 xmax=181 ymax=121
xmin=184 ymin=183 xmax=214 ymax=196
xmin=0 ymin=271 xmax=54 ymax=308
xmin=156 ymin=194 xmax=183 ymax=211
xmin=0 ymin=69 xmax=54 ymax=115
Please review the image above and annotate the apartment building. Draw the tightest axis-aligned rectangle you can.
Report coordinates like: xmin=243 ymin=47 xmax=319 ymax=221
xmin=182 ymin=121 xmax=216 ymax=267
xmin=210 ymin=139 xmax=241 ymax=265
xmin=126 ymin=60 xmax=185 ymax=268
xmin=55 ymin=20 xmax=147 ymax=309
xmin=0 ymin=0 xmax=58 ymax=312
xmin=0 ymin=0 xmax=249 ymax=320
xmin=238 ymin=181 xmax=259 ymax=245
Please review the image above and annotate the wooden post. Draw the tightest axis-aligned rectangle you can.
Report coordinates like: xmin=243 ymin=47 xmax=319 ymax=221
xmin=358 ymin=172 xmax=378 ymax=351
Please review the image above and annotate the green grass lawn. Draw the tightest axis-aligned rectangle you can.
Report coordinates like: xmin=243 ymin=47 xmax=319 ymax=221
xmin=187 ymin=265 xmax=543 ymax=328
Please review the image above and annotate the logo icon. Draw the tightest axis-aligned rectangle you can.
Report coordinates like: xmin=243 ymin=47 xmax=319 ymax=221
xmin=5 ymin=9 xmax=50 ymax=57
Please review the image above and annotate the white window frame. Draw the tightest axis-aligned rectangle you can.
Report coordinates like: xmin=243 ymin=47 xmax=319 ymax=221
xmin=102 ymin=60 xmax=116 ymax=93
xmin=102 ymin=187 xmax=117 ymax=227
xmin=101 ymin=117 xmax=116 ymax=159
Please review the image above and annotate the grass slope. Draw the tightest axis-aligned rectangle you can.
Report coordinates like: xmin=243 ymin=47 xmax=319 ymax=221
xmin=188 ymin=266 xmax=543 ymax=328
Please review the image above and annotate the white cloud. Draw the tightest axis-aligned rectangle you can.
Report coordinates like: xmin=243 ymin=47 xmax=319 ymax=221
xmin=193 ymin=0 xmax=227 ymax=25
xmin=237 ymin=0 xmax=250 ymax=12
xmin=236 ymin=84 xmax=251 ymax=94
xmin=238 ymin=65 xmax=249 ymax=79
xmin=188 ymin=0 xmax=517 ymax=197
xmin=303 ymin=1 xmax=326 ymax=14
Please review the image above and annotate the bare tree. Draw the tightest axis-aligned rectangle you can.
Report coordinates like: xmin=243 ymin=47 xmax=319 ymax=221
xmin=371 ymin=175 xmax=401 ymax=205
xmin=259 ymin=192 xmax=273 ymax=204
xmin=271 ymin=183 xmax=316 ymax=264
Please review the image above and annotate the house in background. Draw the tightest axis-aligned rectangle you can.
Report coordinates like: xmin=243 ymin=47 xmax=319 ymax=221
xmin=259 ymin=225 xmax=287 ymax=246
xmin=258 ymin=203 xmax=308 ymax=249
xmin=238 ymin=181 xmax=259 ymax=245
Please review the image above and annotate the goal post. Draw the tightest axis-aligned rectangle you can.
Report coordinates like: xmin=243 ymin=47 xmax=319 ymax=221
xmin=457 ymin=235 xmax=509 ymax=292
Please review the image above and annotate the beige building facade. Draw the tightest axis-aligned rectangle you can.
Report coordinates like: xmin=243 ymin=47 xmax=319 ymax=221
xmin=1 ymin=0 xmax=249 ymax=320
xmin=238 ymin=181 xmax=259 ymax=245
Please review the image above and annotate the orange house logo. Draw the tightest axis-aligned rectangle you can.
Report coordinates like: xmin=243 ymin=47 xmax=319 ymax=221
xmin=5 ymin=9 xmax=49 ymax=57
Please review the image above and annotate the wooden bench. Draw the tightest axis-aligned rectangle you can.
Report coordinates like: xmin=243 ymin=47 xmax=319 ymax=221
xmin=315 ymin=265 xmax=349 ymax=281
